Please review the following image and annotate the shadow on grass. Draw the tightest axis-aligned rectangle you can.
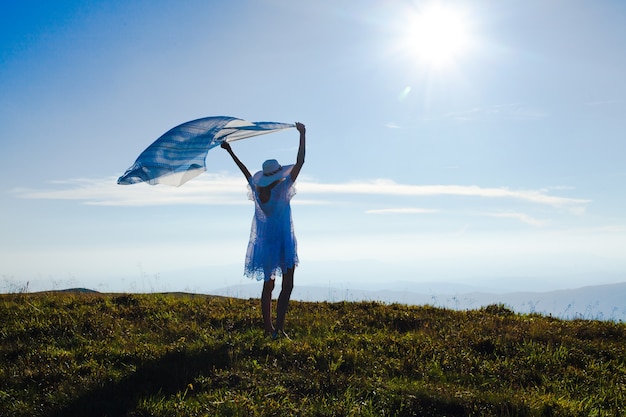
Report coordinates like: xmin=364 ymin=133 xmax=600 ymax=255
xmin=51 ymin=344 xmax=230 ymax=417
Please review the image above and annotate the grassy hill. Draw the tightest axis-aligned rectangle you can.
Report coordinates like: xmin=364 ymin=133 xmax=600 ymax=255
xmin=1 ymin=292 xmax=625 ymax=416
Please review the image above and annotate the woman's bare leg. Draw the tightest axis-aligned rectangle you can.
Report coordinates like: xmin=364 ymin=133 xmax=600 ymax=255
xmin=261 ymin=279 xmax=275 ymax=334
xmin=275 ymin=268 xmax=294 ymax=332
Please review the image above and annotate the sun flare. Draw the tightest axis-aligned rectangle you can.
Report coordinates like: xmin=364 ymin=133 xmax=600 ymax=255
xmin=397 ymin=4 xmax=472 ymax=70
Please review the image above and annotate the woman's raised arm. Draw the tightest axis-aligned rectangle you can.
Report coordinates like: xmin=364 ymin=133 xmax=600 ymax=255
xmin=221 ymin=142 xmax=252 ymax=181
xmin=289 ymin=122 xmax=306 ymax=182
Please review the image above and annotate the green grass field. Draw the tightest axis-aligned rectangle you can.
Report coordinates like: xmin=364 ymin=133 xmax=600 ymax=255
xmin=1 ymin=292 xmax=625 ymax=416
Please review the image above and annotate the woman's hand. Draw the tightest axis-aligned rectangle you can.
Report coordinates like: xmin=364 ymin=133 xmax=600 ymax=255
xmin=295 ymin=122 xmax=305 ymax=134
xmin=220 ymin=141 xmax=232 ymax=151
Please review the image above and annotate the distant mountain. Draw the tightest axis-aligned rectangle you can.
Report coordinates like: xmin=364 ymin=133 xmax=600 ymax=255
xmin=57 ymin=288 xmax=100 ymax=294
xmin=211 ymin=281 xmax=626 ymax=321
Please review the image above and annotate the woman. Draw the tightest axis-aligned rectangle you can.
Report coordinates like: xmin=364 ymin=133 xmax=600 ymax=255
xmin=221 ymin=122 xmax=306 ymax=338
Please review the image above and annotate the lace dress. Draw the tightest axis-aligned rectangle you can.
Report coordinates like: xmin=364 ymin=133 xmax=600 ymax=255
xmin=244 ymin=176 xmax=298 ymax=281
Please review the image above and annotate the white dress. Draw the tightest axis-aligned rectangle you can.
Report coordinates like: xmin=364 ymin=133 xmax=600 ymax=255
xmin=245 ymin=176 xmax=298 ymax=281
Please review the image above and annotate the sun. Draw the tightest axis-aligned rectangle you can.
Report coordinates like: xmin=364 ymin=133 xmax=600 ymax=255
xmin=396 ymin=3 xmax=472 ymax=70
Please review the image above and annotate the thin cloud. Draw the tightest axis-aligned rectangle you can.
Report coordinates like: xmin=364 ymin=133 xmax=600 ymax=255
xmin=12 ymin=175 xmax=249 ymax=207
xmin=366 ymin=208 xmax=438 ymax=215
xmin=299 ymin=180 xmax=589 ymax=212
xmin=12 ymin=175 xmax=590 ymax=214
xmin=540 ymin=185 xmax=576 ymax=192
xmin=442 ymin=103 xmax=548 ymax=122
xmin=482 ymin=212 xmax=548 ymax=227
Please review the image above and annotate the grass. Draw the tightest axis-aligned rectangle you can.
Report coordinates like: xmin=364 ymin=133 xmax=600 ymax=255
xmin=1 ymin=292 xmax=625 ymax=416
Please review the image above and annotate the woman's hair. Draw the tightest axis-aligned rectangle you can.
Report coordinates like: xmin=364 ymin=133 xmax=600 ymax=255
xmin=257 ymin=179 xmax=283 ymax=204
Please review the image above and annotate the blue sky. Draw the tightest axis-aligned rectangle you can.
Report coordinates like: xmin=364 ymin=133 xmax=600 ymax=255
xmin=1 ymin=0 xmax=625 ymax=294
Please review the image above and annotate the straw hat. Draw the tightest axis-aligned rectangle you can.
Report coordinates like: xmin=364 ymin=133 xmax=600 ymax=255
xmin=253 ymin=159 xmax=294 ymax=187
